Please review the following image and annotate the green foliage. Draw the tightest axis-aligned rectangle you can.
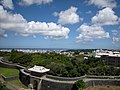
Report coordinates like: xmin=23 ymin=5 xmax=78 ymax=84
xmin=13 ymin=54 xmax=32 ymax=64
xmin=0 ymin=51 xmax=11 ymax=59
xmin=0 ymin=82 xmax=10 ymax=90
xmin=69 ymin=67 xmax=79 ymax=77
xmin=83 ymin=56 xmax=104 ymax=68
xmin=9 ymin=49 xmax=18 ymax=61
xmin=1 ymin=49 xmax=120 ymax=77
xmin=77 ymin=64 xmax=90 ymax=76
xmin=46 ymin=62 xmax=67 ymax=76
xmin=9 ymin=80 xmax=27 ymax=89
xmin=75 ymin=80 xmax=85 ymax=90
xmin=88 ymin=66 xmax=119 ymax=76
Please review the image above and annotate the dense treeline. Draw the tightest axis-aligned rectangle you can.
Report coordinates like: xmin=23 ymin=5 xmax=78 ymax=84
xmin=0 ymin=49 xmax=120 ymax=77
xmin=0 ymin=51 xmax=10 ymax=58
xmin=9 ymin=49 xmax=32 ymax=65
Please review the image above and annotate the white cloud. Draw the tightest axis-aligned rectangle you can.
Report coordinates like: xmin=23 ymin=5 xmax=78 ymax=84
xmin=0 ymin=29 xmax=7 ymax=37
xmin=88 ymin=0 xmax=117 ymax=8
xmin=76 ymin=24 xmax=109 ymax=42
xmin=113 ymin=37 xmax=120 ymax=42
xmin=53 ymin=12 xmax=58 ymax=17
xmin=112 ymin=30 xmax=120 ymax=43
xmin=0 ymin=5 xmax=27 ymax=33
xmin=19 ymin=0 xmax=53 ymax=6
xmin=54 ymin=6 xmax=80 ymax=25
xmin=26 ymin=21 xmax=70 ymax=39
xmin=112 ymin=30 xmax=118 ymax=36
xmin=1 ymin=0 xmax=14 ymax=10
xmin=91 ymin=7 xmax=119 ymax=25
xmin=0 ymin=5 xmax=70 ymax=39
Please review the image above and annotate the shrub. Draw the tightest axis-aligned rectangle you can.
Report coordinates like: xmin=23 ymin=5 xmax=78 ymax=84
xmin=75 ymin=80 xmax=85 ymax=90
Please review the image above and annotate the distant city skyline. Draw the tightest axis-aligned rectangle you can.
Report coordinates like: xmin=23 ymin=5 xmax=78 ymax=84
xmin=0 ymin=0 xmax=120 ymax=49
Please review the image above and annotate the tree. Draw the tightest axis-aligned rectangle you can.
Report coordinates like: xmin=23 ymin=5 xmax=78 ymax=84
xmin=46 ymin=62 xmax=67 ymax=76
xmin=13 ymin=54 xmax=32 ymax=64
xmin=77 ymin=64 xmax=89 ymax=76
xmin=69 ymin=67 xmax=79 ymax=77
xmin=74 ymin=80 xmax=85 ymax=90
xmin=9 ymin=49 xmax=18 ymax=61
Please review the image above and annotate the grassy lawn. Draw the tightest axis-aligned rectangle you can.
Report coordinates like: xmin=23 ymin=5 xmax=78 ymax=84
xmin=0 ymin=67 xmax=27 ymax=89
xmin=0 ymin=67 xmax=19 ymax=77
xmin=9 ymin=79 xmax=27 ymax=89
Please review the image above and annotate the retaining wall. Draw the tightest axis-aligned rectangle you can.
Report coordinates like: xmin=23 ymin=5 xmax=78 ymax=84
xmin=20 ymin=69 xmax=120 ymax=90
xmin=41 ymin=79 xmax=74 ymax=90
xmin=85 ymin=80 xmax=120 ymax=88
xmin=1 ymin=75 xmax=19 ymax=81
xmin=46 ymin=75 xmax=85 ymax=81
xmin=86 ymin=75 xmax=120 ymax=79
xmin=1 ymin=57 xmax=120 ymax=90
xmin=0 ymin=57 xmax=26 ymax=69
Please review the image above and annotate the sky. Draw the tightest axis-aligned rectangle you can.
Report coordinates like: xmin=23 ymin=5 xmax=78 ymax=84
xmin=0 ymin=0 xmax=120 ymax=49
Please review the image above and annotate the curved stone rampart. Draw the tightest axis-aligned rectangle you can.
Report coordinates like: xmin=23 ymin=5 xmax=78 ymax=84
xmin=41 ymin=79 xmax=73 ymax=90
xmin=1 ymin=57 xmax=120 ymax=90
xmin=85 ymin=80 xmax=120 ymax=88
xmin=86 ymin=75 xmax=120 ymax=79
xmin=46 ymin=75 xmax=86 ymax=81
xmin=20 ymin=69 xmax=120 ymax=90
xmin=0 ymin=57 xmax=26 ymax=69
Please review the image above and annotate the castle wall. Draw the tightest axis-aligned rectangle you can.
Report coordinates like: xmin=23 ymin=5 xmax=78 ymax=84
xmin=41 ymin=79 xmax=74 ymax=90
xmin=1 ymin=57 xmax=120 ymax=90
xmin=20 ymin=69 xmax=120 ymax=90
xmin=85 ymin=80 xmax=120 ymax=88
xmin=0 ymin=58 xmax=25 ymax=69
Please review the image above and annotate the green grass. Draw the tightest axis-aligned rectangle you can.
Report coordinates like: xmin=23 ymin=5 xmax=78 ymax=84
xmin=0 ymin=67 xmax=19 ymax=77
xmin=9 ymin=79 xmax=27 ymax=89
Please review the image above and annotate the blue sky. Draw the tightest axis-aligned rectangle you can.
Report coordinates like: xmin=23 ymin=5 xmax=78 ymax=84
xmin=0 ymin=0 xmax=120 ymax=49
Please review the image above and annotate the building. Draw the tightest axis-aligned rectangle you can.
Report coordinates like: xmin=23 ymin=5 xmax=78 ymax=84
xmin=92 ymin=50 xmax=120 ymax=67
xmin=28 ymin=65 xmax=50 ymax=77
xmin=19 ymin=65 xmax=50 ymax=90
xmin=101 ymin=55 xmax=120 ymax=67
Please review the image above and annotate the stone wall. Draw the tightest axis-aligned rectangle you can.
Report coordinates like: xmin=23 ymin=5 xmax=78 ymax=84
xmin=46 ymin=75 xmax=85 ymax=81
xmin=20 ymin=69 xmax=120 ymax=90
xmin=86 ymin=75 xmax=120 ymax=79
xmin=19 ymin=69 xmax=30 ymax=86
xmin=1 ymin=57 xmax=120 ymax=90
xmin=0 ymin=59 xmax=16 ymax=68
xmin=1 ymin=74 xmax=19 ymax=81
xmin=85 ymin=80 xmax=120 ymax=88
xmin=0 ymin=58 xmax=26 ymax=69
xmin=41 ymin=79 xmax=74 ymax=90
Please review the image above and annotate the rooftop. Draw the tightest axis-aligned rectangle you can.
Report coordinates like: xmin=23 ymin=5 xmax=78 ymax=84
xmin=94 ymin=50 xmax=120 ymax=58
xmin=28 ymin=65 xmax=50 ymax=73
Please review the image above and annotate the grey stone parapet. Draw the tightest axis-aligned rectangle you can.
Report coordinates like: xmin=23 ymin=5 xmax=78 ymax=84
xmin=1 ymin=57 xmax=120 ymax=90
xmin=46 ymin=75 xmax=86 ymax=81
xmin=1 ymin=74 xmax=19 ymax=81
xmin=0 ymin=57 xmax=26 ymax=69
xmin=20 ymin=69 xmax=120 ymax=90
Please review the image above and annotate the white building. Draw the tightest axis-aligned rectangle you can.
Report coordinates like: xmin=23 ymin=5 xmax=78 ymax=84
xmin=93 ymin=50 xmax=120 ymax=58
xmin=28 ymin=65 xmax=50 ymax=73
